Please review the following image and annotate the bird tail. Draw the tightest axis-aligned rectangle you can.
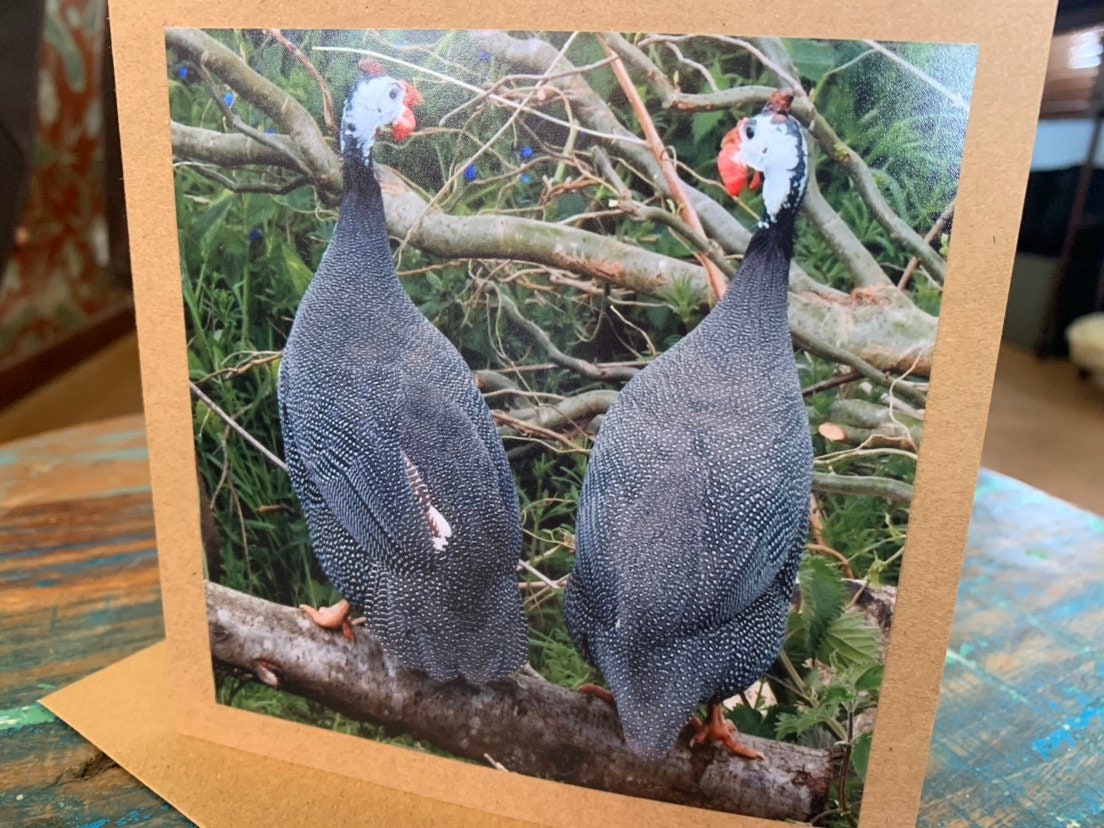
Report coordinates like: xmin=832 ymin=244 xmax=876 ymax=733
xmin=590 ymin=632 xmax=704 ymax=761
xmin=372 ymin=570 xmax=527 ymax=685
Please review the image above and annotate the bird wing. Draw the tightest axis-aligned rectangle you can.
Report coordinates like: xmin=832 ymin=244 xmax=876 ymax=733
xmin=692 ymin=420 xmax=810 ymax=629
xmin=287 ymin=362 xmax=518 ymax=575
xmin=286 ymin=362 xmax=443 ymax=574
xmin=579 ymin=406 xmax=808 ymax=637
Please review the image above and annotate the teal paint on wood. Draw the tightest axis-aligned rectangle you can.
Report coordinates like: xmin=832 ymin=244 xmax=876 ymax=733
xmin=0 ymin=704 xmax=57 ymax=732
xmin=919 ymin=471 xmax=1104 ymax=827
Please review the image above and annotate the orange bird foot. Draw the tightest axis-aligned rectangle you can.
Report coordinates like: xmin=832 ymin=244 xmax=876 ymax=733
xmin=690 ymin=704 xmax=765 ymax=760
xmin=299 ymin=599 xmax=362 ymax=642
xmin=577 ymin=683 xmax=615 ymax=704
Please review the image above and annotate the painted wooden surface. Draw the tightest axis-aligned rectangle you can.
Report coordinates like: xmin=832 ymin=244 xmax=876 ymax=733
xmin=0 ymin=416 xmax=188 ymax=827
xmin=919 ymin=473 xmax=1104 ymax=828
xmin=0 ymin=415 xmax=1101 ymax=827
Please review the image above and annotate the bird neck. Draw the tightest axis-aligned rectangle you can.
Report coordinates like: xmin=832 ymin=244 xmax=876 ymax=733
xmin=714 ymin=218 xmax=795 ymax=334
xmin=324 ymin=155 xmax=405 ymax=300
xmin=755 ymin=202 xmax=798 ymax=255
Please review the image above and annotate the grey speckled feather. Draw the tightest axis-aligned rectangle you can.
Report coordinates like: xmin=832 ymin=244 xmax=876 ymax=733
xmin=564 ymin=103 xmax=813 ymax=759
xmin=278 ymin=79 xmax=526 ymax=684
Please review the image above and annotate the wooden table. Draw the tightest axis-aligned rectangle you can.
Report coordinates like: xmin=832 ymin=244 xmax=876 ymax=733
xmin=1 ymin=415 xmax=1101 ymax=827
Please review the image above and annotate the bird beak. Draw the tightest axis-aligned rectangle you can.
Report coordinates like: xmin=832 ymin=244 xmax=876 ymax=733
xmin=388 ymin=81 xmax=421 ymax=143
xmin=717 ymin=120 xmax=762 ymax=198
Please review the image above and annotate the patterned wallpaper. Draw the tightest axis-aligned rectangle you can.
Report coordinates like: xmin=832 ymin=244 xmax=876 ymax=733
xmin=0 ymin=0 xmax=131 ymax=364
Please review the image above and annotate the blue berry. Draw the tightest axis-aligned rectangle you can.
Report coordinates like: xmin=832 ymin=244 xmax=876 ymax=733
xmin=520 ymin=174 xmax=532 ymax=184
xmin=464 ymin=164 xmax=478 ymax=182
xmin=177 ymin=65 xmax=189 ymax=80
xmin=249 ymin=228 xmax=263 ymax=243
xmin=478 ymin=50 xmax=492 ymax=61
xmin=223 ymin=92 xmax=235 ymax=106
xmin=520 ymin=145 xmax=533 ymax=159
xmin=265 ymin=128 xmax=275 ymax=135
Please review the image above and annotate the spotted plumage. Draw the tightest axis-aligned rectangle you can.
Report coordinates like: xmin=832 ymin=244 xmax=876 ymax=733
xmin=278 ymin=71 xmax=526 ymax=684
xmin=564 ymin=91 xmax=813 ymax=759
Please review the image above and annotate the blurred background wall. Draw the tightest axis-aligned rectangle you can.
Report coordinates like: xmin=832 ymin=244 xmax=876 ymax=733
xmin=0 ymin=0 xmax=134 ymax=423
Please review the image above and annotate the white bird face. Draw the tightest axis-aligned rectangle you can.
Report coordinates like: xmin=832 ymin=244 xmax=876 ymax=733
xmin=717 ymin=91 xmax=808 ymax=223
xmin=340 ymin=72 xmax=420 ymax=163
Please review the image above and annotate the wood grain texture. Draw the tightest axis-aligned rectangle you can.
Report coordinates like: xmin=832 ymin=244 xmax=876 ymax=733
xmin=920 ymin=472 xmax=1104 ymax=827
xmin=0 ymin=415 xmax=191 ymax=827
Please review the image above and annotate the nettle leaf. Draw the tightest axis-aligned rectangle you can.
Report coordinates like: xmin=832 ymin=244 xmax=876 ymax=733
xmin=799 ymin=554 xmax=847 ymax=656
xmin=774 ymin=698 xmax=843 ymax=739
xmin=783 ymin=39 xmax=838 ymax=83
xmin=850 ymin=731 xmax=873 ymax=781
xmin=817 ymin=609 xmax=880 ymax=666
xmin=277 ymin=240 xmax=314 ymax=298
xmin=691 ymin=110 xmax=726 ymax=146
xmin=851 ymin=661 xmax=885 ymax=694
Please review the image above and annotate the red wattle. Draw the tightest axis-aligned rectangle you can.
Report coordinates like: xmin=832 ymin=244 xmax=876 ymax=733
xmin=391 ymin=107 xmax=417 ymax=142
xmin=718 ymin=144 xmax=749 ymax=197
xmin=401 ymin=81 xmax=423 ymax=108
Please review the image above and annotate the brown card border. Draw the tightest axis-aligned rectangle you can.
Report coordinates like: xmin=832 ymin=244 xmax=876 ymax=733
xmin=106 ymin=1 xmax=1056 ymax=825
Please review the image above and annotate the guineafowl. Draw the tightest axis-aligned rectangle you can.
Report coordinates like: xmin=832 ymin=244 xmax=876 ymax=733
xmin=278 ymin=64 xmax=527 ymax=685
xmin=564 ymin=90 xmax=812 ymax=759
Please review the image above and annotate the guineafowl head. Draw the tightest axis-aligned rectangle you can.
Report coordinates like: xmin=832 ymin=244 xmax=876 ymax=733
xmin=340 ymin=60 xmax=421 ymax=164
xmin=717 ymin=89 xmax=808 ymax=225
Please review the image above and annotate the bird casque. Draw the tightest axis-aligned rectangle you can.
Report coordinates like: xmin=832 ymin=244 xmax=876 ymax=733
xmin=564 ymin=90 xmax=813 ymax=760
xmin=278 ymin=63 xmax=528 ymax=684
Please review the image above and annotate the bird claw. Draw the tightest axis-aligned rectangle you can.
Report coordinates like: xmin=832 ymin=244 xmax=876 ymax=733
xmin=690 ymin=706 xmax=765 ymax=761
xmin=299 ymin=600 xmax=358 ymax=642
xmin=577 ymin=683 xmax=615 ymax=704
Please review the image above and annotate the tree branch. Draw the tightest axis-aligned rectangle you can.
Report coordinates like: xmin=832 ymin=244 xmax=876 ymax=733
xmin=812 ymin=472 xmax=913 ymax=505
xmin=792 ymin=320 xmax=928 ymax=407
xmin=206 ymin=581 xmax=834 ymax=821
xmin=166 ymin=28 xmax=343 ymax=203
xmin=821 ymin=399 xmax=923 ymax=450
xmin=600 ymin=34 xmax=727 ymax=302
xmin=491 ymin=285 xmax=639 ymax=382
xmin=170 ymin=122 xmax=938 ymax=377
xmin=499 ymin=390 xmax=618 ymax=436
xmin=172 ymin=121 xmax=295 ymax=167
xmin=267 ymin=29 xmax=337 ymax=134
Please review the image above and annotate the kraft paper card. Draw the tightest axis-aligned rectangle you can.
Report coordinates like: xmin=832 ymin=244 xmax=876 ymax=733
xmin=103 ymin=0 xmax=1057 ymax=824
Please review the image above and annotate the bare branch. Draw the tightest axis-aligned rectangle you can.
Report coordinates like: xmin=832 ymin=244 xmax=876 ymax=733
xmin=490 ymin=285 xmax=639 ymax=382
xmin=812 ymin=472 xmax=913 ymax=504
xmin=207 ymin=581 xmax=834 ymax=822
xmin=190 ymin=382 xmax=288 ymax=471
xmin=791 ymin=324 xmax=928 ymax=408
xmin=860 ymin=41 xmax=970 ymax=112
xmin=268 ymin=29 xmax=337 ymax=134
xmin=501 ymin=390 xmax=618 ymax=436
xmin=166 ymin=28 xmax=343 ymax=203
xmin=169 ymin=123 xmax=939 ymax=377
xmin=172 ymin=122 xmax=295 ymax=168
xmin=601 ymin=34 xmax=727 ymax=302
xmin=899 ymin=200 xmax=954 ymax=290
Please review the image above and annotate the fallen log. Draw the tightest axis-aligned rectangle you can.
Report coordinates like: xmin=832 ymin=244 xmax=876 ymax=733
xmin=206 ymin=581 xmax=835 ymax=822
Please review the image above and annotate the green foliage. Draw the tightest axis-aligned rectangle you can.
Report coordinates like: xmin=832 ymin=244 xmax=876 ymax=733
xmin=171 ymin=29 xmax=971 ymax=822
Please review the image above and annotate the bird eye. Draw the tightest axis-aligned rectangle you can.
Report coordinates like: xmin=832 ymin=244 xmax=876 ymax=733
xmin=389 ymin=87 xmax=399 ymax=100
xmin=745 ymin=122 xmax=756 ymax=140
